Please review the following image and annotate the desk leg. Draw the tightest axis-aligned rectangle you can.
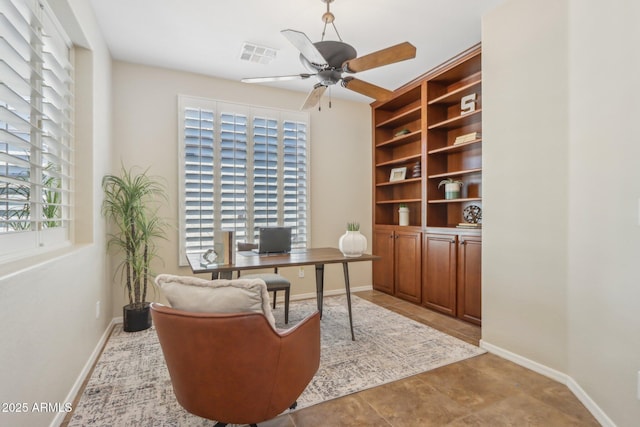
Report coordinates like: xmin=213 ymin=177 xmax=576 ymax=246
xmin=315 ymin=264 xmax=324 ymax=319
xmin=342 ymin=262 xmax=355 ymax=341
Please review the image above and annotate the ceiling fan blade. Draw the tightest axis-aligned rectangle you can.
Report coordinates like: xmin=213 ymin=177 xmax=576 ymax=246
xmin=241 ymin=73 xmax=314 ymax=83
xmin=301 ymin=84 xmax=327 ymax=110
xmin=281 ymin=29 xmax=328 ymax=68
xmin=342 ymin=77 xmax=393 ymax=101
xmin=343 ymin=42 xmax=416 ymax=73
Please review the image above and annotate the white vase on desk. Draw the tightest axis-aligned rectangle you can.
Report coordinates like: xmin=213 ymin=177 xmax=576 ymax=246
xmin=339 ymin=230 xmax=367 ymax=257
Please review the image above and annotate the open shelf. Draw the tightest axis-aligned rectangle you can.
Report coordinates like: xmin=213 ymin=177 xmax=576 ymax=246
xmin=376 ymin=177 xmax=422 ymax=187
xmin=428 ymin=109 xmax=482 ymax=130
xmin=427 ymin=197 xmax=482 ymax=204
xmin=376 ymin=130 xmax=422 ymax=148
xmin=428 ymin=77 xmax=482 ymax=105
xmin=427 ymin=168 xmax=482 ymax=179
xmin=427 ymin=139 xmax=481 ymax=155
xmin=376 ymin=198 xmax=422 ymax=205
xmin=376 ymin=104 xmax=421 ymax=128
xmin=376 ymin=153 xmax=422 ymax=168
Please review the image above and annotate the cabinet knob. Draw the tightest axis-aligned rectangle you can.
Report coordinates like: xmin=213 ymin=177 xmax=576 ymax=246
xmin=460 ymin=240 xmax=466 ymax=245
xmin=450 ymin=239 xmax=455 ymax=244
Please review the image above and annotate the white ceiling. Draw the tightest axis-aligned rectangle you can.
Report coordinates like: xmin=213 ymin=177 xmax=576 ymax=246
xmin=89 ymin=0 xmax=505 ymax=104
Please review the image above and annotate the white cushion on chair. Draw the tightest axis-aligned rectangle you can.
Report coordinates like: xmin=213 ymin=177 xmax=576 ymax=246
xmin=155 ymin=274 xmax=276 ymax=328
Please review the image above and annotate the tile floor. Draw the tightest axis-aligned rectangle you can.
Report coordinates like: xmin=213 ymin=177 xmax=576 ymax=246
xmin=63 ymin=290 xmax=600 ymax=427
xmin=261 ymin=290 xmax=600 ymax=427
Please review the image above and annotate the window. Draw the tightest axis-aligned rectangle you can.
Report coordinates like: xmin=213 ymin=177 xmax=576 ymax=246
xmin=0 ymin=0 xmax=74 ymax=259
xmin=178 ymin=96 xmax=309 ymax=263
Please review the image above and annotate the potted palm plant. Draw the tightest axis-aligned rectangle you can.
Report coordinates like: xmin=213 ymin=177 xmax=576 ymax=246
xmin=102 ymin=166 xmax=167 ymax=332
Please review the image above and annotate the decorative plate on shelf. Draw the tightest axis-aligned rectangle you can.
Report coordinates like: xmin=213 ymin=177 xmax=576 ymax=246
xmin=463 ymin=205 xmax=482 ymax=224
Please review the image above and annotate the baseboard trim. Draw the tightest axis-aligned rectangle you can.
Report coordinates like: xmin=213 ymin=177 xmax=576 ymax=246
xmin=479 ymin=339 xmax=567 ymax=383
xmin=480 ymin=339 xmax=616 ymax=427
xmin=50 ymin=318 xmax=119 ymax=427
xmin=565 ymin=375 xmax=617 ymax=427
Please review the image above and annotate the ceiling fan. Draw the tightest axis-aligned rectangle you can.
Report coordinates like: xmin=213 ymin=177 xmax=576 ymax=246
xmin=241 ymin=0 xmax=417 ymax=110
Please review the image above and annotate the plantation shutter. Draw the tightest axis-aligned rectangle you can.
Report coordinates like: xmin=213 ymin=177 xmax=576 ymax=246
xmin=0 ymin=0 xmax=73 ymax=258
xmin=283 ymin=120 xmax=308 ymax=247
xmin=178 ymin=96 xmax=310 ymax=264
xmin=218 ymin=111 xmax=248 ymax=243
xmin=40 ymin=4 xmax=73 ymax=230
xmin=252 ymin=115 xmax=279 ymax=240
xmin=183 ymin=107 xmax=215 ymax=254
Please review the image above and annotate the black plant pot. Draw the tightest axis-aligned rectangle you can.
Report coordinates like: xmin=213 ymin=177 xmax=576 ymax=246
xmin=123 ymin=303 xmax=152 ymax=332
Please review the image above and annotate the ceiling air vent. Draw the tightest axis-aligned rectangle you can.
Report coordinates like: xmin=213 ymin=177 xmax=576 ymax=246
xmin=240 ymin=42 xmax=277 ymax=65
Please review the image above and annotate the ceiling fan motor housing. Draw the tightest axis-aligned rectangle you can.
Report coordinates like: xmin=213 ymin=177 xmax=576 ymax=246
xmin=300 ymin=40 xmax=357 ymax=71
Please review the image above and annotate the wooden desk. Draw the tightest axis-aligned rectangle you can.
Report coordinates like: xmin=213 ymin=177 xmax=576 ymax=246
xmin=186 ymin=247 xmax=380 ymax=340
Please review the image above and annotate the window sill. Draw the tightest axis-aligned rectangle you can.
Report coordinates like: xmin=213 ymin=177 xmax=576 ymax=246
xmin=0 ymin=243 xmax=91 ymax=279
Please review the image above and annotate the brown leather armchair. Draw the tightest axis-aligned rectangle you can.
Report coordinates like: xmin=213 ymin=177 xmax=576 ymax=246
xmin=150 ymin=303 xmax=320 ymax=427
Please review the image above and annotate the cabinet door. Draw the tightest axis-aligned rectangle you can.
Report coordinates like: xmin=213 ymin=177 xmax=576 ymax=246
xmin=423 ymin=233 xmax=457 ymax=316
xmin=394 ymin=230 xmax=422 ymax=303
xmin=372 ymin=228 xmax=395 ymax=294
xmin=457 ymin=234 xmax=482 ymax=325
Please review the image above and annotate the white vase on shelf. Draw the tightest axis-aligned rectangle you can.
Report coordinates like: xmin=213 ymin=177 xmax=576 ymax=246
xmin=399 ymin=206 xmax=410 ymax=226
xmin=339 ymin=230 xmax=367 ymax=257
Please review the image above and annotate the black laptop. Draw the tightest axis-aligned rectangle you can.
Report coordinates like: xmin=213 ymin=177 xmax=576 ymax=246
xmin=257 ymin=227 xmax=292 ymax=254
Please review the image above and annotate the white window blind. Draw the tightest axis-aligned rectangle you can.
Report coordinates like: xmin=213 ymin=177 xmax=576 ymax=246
xmin=178 ymin=96 xmax=309 ymax=263
xmin=0 ymin=0 xmax=73 ymax=259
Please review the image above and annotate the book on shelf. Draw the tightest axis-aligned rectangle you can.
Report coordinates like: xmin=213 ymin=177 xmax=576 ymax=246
xmin=456 ymin=222 xmax=481 ymax=229
xmin=453 ymin=132 xmax=482 ymax=145
xmin=394 ymin=128 xmax=410 ymax=137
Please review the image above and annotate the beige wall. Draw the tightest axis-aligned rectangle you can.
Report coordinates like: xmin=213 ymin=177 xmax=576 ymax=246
xmin=111 ymin=62 xmax=373 ymax=313
xmin=483 ymin=0 xmax=640 ymax=425
xmin=0 ymin=1 xmax=114 ymax=426
xmin=482 ymin=0 xmax=569 ymax=370
xmin=567 ymin=1 xmax=640 ymax=426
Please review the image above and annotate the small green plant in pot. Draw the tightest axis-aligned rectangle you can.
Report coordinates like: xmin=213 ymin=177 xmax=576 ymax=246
xmin=346 ymin=221 xmax=360 ymax=231
xmin=438 ymin=178 xmax=464 ymax=200
xmin=102 ymin=166 xmax=168 ymax=332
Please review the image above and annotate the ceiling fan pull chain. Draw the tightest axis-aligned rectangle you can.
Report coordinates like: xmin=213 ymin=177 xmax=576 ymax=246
xmin=329 ymin=86 xmax=332 ymax=108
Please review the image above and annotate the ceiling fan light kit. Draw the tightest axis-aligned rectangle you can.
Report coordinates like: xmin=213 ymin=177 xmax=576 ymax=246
xmin=241 ymin=0 xmax=416 ymax=110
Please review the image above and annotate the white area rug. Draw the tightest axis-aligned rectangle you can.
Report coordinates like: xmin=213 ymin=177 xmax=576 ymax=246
xmin=69 ymin=295 xmax=485 ymax=426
